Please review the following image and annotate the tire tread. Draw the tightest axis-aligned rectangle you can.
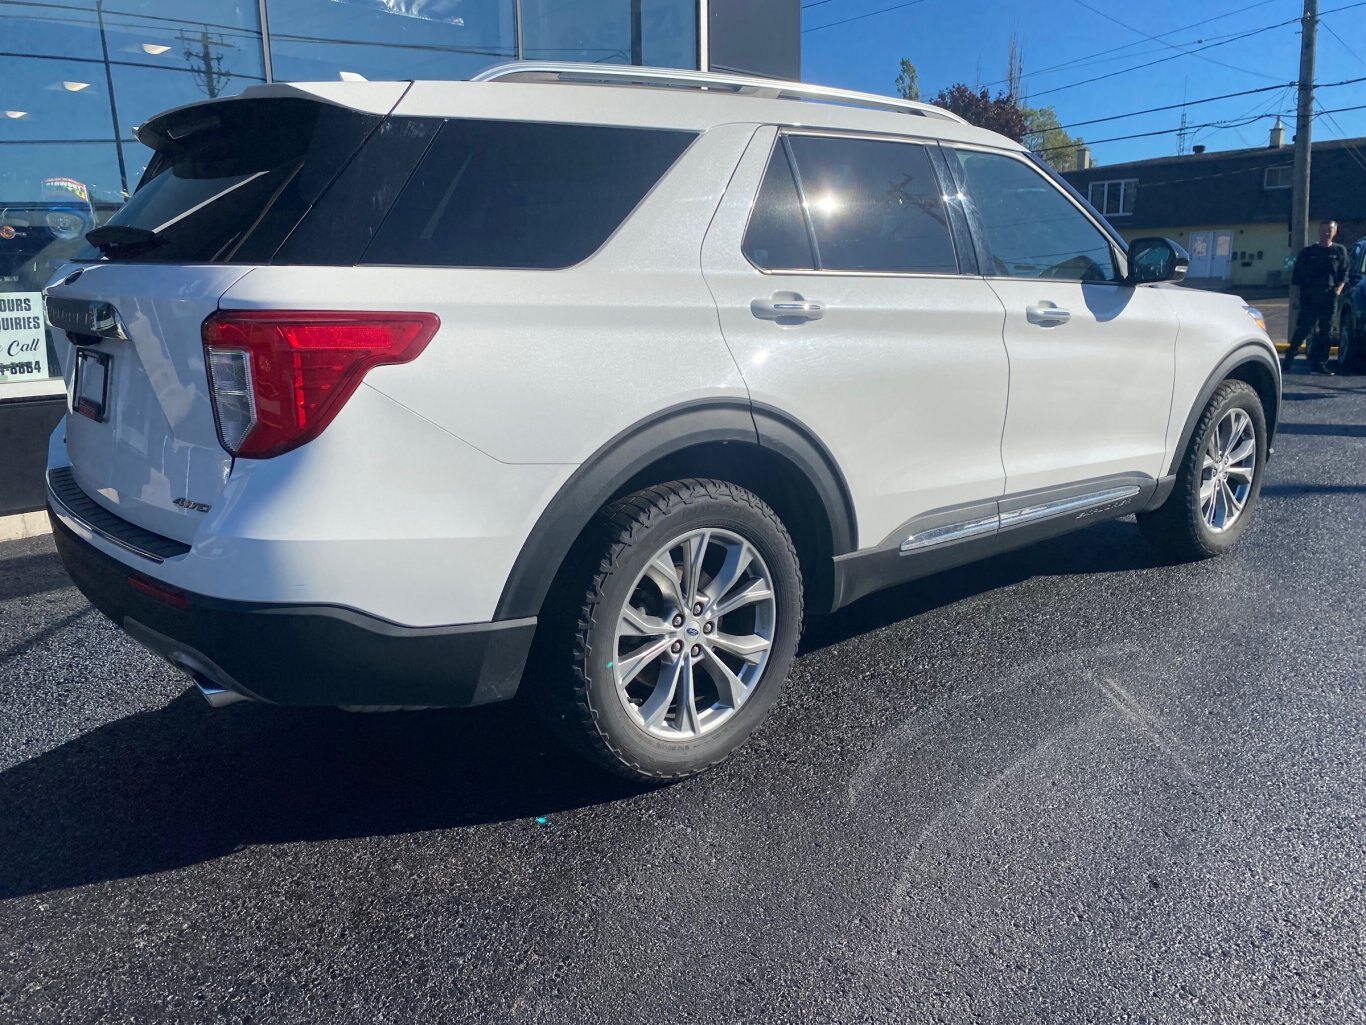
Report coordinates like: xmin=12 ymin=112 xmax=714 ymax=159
xmin=537 ymin=478 xmax=802 ymax=782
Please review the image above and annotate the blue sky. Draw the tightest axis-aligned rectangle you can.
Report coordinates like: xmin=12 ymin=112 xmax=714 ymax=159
xmin=800 ymin=0 xmax=1366 ymax=167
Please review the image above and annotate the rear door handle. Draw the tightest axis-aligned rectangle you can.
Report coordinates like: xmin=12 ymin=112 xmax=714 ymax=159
xmin=751 ymin=293 xmax=825 ymax=322
xmin=1026 ymin=304 xmax=1071 ymax=326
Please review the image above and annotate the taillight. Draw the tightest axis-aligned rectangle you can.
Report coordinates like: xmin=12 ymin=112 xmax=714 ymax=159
xmin=202 ymin=310 xmax=439 ymax=458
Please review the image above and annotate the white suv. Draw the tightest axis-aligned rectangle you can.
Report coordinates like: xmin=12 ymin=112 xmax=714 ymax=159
xmin=44 ymin=64 xmax=1280 ymax=780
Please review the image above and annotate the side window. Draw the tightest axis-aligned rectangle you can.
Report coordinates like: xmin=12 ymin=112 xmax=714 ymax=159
xmin=785 ymin=135 xmax=958 ymax=275
xmin=954 ymin=150 xmax=1118 ymax=283
xmin=362 ymin=120 xmax=695 ymax=269
xmin=743 ymin=143 xmax=817 ymax=271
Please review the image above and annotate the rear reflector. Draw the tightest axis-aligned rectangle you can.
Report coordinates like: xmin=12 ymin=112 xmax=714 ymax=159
xmin=128 ymin=574 xmax=190 ymax=610
xmin=201 ymin=310 xmax=439 ymax=458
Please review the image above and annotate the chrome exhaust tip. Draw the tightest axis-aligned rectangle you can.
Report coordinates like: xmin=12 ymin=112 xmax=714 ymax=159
xmin=194 ymin=676 xmax=251 ymax=708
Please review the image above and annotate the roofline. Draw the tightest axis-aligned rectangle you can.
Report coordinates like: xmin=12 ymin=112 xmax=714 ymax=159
xmin=1068 ymin=136 xmax=1366 ymax=173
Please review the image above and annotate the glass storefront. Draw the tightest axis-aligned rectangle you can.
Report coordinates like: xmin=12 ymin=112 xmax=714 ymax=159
xmin=0 ymin=0 xmax=703 ymax=399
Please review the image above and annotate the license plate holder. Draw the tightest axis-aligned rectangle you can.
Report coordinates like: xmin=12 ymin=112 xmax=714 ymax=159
xmin=74 ymin=348 xmax=111 ymax=422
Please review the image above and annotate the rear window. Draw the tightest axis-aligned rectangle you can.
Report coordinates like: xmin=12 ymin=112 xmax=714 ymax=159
xmin=75 ymin=98 xmax=380 ymax=264
xmin=361 ymin=120 xmax=696 ymax=269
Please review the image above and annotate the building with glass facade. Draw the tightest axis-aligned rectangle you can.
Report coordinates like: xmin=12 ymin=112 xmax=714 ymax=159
xmin=0 ymin=0 xmax=799 ymax=517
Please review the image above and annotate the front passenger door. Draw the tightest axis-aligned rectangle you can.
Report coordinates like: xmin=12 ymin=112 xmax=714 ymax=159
xmin=947 ymin=147 xmax=1179 ymax=497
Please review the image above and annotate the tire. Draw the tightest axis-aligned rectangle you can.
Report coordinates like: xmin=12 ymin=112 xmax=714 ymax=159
xmin=1137 ymin=379 xmax=1267 ymax=561
xmin=534 ymin=478 xmax=804 ymax=782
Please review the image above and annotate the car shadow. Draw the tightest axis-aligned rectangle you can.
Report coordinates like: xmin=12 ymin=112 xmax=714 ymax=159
xmin=1261 ymin=483 xmax=1366 ymax=497
xmin=1275 ymin=422 xmax=1366 ymax=438
xmin=801 ymin=518 xmax=1161 ymax=654
xmin=0 ymin=520 xmax=1168 ymax=900
xmin=0 ymin=552 xmax=76 ymax=603
xmin=0 ymin=692 xmax=644 ymax=899
xmin=1280 ymin=390 xmax=1334 ymax=403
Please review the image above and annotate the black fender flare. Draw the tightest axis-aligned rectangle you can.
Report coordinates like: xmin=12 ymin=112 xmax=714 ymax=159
xmin=1166 ymin=341 xmax=1282 ymax=476
xmin=493 ymin=399 xmax=858 ymax=621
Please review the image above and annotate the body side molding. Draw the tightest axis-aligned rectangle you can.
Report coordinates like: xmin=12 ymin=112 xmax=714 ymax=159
xmin=833 ymin=474 xmax=1157 ymax=610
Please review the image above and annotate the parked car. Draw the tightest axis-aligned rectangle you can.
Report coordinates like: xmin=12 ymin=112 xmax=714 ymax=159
xmin=0 ymin=178 xmax=99 ymax=282
xmin=43 ymin=64 xmax=1281 ymax=781
xmin=1337 ymin=236 xmax=1366 ymax=372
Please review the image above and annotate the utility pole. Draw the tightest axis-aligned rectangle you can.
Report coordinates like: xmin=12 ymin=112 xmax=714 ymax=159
xmin=1291 ymin=0 xmax=1317 ymax=253
xmin=180 ymin=27 xmax=235 ymax=99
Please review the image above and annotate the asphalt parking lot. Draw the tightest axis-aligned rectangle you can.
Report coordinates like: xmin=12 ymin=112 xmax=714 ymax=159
xmin=2 ymin=374 xmax=1364 ymax=1025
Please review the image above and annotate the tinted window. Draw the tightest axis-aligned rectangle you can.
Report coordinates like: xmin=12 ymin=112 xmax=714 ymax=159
xmin=744 ymin=144 xmax=816 ymax=271
xmin=363 ymin=120 xmax=695 ymax=269
xmin=274 ymin=116 xmax=441 ymax=267
xmin=955 ymin=150 xmax=1118 ymax=283
xmin=786 ymin=135 xmax=957 ymax=275
xmin=74 ymin=98 xmax=379 ymax=263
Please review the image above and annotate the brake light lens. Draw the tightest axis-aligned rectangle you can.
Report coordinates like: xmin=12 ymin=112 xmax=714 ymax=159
xmin=202 ymin=310 xmax=439 ymax=458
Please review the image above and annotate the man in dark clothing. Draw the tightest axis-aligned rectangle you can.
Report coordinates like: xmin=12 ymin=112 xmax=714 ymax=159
xmin=1284 ymin=219 xmax=1350 ymax=375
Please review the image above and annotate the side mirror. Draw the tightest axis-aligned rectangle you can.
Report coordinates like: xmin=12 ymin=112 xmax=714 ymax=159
xmin=1127 ymin=237 xmax=1189 ymax=285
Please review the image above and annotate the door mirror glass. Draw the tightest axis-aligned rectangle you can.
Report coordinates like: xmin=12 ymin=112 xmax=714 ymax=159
xmin=1127 ymin=237 xmax=1189 ymax=285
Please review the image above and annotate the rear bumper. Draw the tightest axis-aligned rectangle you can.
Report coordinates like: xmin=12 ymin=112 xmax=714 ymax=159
xmin=49 ymin=511 xmax=536 ymax=707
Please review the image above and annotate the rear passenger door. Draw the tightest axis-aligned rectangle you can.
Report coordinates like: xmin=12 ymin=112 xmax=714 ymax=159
xmin=701 ymin=128 xmax=1010 ymax=553
xmin=945 ymin=147 xmax=1179 ymax=498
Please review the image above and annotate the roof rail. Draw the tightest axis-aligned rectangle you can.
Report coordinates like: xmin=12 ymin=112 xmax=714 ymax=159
xmin=470 ymin=62 xmax=969 ymax=125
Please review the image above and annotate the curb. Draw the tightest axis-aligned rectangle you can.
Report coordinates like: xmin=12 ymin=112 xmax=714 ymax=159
xmin=0 ymin=511 xmax=53 ymax=543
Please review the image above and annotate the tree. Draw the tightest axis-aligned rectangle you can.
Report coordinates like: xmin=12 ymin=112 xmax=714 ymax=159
xmin=929 ymin=84 xmax=1030 ymax=142
xmin=898 ymin=33 xmax=1087 ymax=171
xmin=894 ymin=58 xmax=921 ymax=102
xmin=1022 ymin=104 xmax=1087 ymax=172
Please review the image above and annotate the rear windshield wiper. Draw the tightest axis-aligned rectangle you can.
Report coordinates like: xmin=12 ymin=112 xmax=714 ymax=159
xmin=85 ymin=224 xmax=160 ymax=255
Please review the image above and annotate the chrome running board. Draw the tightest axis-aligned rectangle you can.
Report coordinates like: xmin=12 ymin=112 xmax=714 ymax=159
xmin=899 ymin=485 xmax=1143 ymax=555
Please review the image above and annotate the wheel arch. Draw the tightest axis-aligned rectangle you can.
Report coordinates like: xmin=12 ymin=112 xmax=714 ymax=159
xmin=1167 ymin=342 xmax=1281 ymax=476
xmin=493 ymin=400 xmax=858 ymax=622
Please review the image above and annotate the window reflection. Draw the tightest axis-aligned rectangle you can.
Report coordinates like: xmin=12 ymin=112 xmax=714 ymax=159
xmin=266 ymin=0 xmax=516 ymax=82
xmin=1 ymin=2 xmax=265 ymax=391
xmin=520 ymin=0 xmax=696 ymax=68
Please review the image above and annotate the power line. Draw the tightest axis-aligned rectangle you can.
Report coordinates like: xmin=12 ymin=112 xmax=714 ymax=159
xmin=1314 ymin=100 xmax=1366 ymax=173
xmin=1188 ymin=85 xmax=1291 ymax=152
xmin=1030 ymin=20 xmax=1298 ymax=98
xmin=982 ymin=0 xmax=1283 ymax=87
xmin=804 ymin=0 xmax=927 ymax=33
xmin=1038 ymin=111 xmax=1287 ymax=153
xmin=1038 ymin=103 xmax=1366 ymax=154
xmin=1057 ymin=83 xmax=1289 ymax=131
xmin=1026 ymin=3 xmax=1366 ymax=100
xmin=1066 ymin=0 xmax=1287 ymax=81
xmin=1053 ymin=75 xmax=1366 ymax=132
xmin=1321 ymin=18 xmax=1366 ymax=71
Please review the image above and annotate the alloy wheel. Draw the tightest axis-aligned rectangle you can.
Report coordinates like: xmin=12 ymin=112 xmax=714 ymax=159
xmin=1200 ymin=408 xmax=1256 ymax=532
xmin=611 ymin=529 xmax=777 ymax=741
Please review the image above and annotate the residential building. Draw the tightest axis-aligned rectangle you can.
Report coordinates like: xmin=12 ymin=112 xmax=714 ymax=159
xmin=1064 ymin=124 xmax=1366 ymax=290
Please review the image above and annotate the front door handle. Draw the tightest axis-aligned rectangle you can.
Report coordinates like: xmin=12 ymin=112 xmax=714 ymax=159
xmin=751 ymin=292 xmax=825 ymax=323
xmin=1026 ymin=303 xmax=1071 ymax=326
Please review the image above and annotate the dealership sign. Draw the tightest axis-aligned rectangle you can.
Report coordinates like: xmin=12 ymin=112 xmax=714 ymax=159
xmin=0 ymin=292 xmax=50 ymax=384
